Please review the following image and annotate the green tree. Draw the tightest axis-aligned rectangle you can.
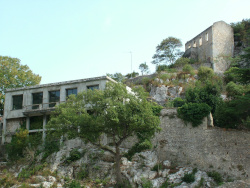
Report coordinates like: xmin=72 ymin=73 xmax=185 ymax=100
xmin=125 ymin=71 xmax=139 ymax=79
xmin=0 ymin=56 xmax=41 ymax=115
xmin=231 ymin=19 xmax=250 ymax=46
xmin=152 ymin=37 xmax=183 ymax=65
xmin=47 ymin=82 xmax=161 ymax=185
xmin=224 ymin=67 xmax=250 ymax=84
xmin=106 ymin=72 xmax=126 ymax=83
xmin=139 ymin=62 xmax=149 ymax=75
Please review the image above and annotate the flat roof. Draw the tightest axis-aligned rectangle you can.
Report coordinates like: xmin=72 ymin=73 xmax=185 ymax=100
xmin=6 ymin=76 xmax=116 ymax=92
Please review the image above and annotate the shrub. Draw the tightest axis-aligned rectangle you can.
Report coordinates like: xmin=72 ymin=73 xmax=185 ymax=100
xmin=156 ymin=65 xmax=177 ymax=73
xmin=152 ymin=163 xmax=163 ymax=172
xmin=65 ymin=149 xmax=82 ymax=164
xmin=182 ymin=173 xmax=195 ymax=183
xmin=197 ymin=66 xmax=215 ymax=82
xmin=207 ymin=171 xmax=223 ymax=185
xmin=177 ymin=103 xmax=211 ymax=127
xmin=65 ymin=180 xmax=81 ymax=188
xmin=77 ymin=166 xmax=89 ymax=180
xmin=185 ymin=81 xmax=222 ymax=114
xmin=141 ymin=178 xmax=153 ymax=188
xmin=173 ymin=97 xmax=185 ymax=107
xmin=226 ymin=81 xmax=245 ymax=98
xmin=151 ymin=103 xmax=163 ymax=116
xmin=6 ymin=129 xmax=29 ymax=160
xmin=174 ymin=57 xmax=190 ymax=67
xmin=159 ymin=73 xmax=170 ymax=81
xmin=214 ymin=94 xmax=250 ymax=129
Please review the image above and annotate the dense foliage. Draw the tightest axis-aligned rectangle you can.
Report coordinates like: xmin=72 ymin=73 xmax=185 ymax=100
xmin=152 ymin=37 xmax=183 ymax=65
xmin=177 ymin=103 xmax=211 ymax=127
xmin=231 ymin=19 xmax=250 ymax=46
xmin=0 ymin=56 xmax=41 ymax=115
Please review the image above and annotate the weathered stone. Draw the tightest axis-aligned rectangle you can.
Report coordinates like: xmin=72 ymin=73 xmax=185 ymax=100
xmin=148 ymin=171 xmax=157 ymax=180
xmin=48 ymin=176 xmax=56 ymax=183
xmin=35 ymin=175 xmax=46 ymax=182
xmin=163 ymin=160 xmax=171 ymax=167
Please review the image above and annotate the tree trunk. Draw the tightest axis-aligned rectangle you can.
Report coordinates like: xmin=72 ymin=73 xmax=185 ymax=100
xmin=115 ymin=146 xmax=123 ymax=185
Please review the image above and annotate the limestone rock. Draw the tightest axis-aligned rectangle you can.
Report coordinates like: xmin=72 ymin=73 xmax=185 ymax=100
xmin=35 ymin=175 xmax=46 ymax=182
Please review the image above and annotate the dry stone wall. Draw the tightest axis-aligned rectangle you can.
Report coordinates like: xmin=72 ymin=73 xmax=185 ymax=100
xmin=155 ymin=109 xmax=250 ymax=180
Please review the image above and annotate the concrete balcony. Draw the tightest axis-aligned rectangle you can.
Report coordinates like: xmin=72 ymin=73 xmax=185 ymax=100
xmin=23 ymin=102 xmax=64 ymax=116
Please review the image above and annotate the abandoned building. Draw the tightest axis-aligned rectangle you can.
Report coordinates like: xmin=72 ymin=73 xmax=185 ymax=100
xmin=183 ymin=21 xmax=234 ymax=73
xmin=1 ymin=76 xmax=116 ymax=144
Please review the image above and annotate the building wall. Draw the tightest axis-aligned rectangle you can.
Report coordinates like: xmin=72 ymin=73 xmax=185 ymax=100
xmin=2 ymin=76 xmax=115 ymax=144
xmin=155 ymin=109 xmax=250 ymax=180
xmin=185 ymin=26 xmax=213 ymax=63
xmin=212 ymin=21 xmax=234 ymax=72
xmin=184 ymin=21 xmax=234 ymax=73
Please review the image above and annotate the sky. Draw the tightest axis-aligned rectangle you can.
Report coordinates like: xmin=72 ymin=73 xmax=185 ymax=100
xmin=0 ymin=0 xmax=249 ymax=84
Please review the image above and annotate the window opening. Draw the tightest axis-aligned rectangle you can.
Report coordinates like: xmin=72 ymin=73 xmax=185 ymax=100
xmin=30 ymin=116 xmax=43 ymax=130
xmin=32 ymin=92 xmax=43 ymax=109
xmin=206 ymin=33 xmax=208 ymax=41
xmin=87 ymin=85 xmax=99 ymax=90
xmin=49 ymin=90 xmax=60 ymax=107
xmin=13 ymin=95 xmax=23 ymax=110
xmin=199 ymin=37 xmax=202 ymax=46
xmin=66 ymin=88 xmax=77 ymax=98
xmin=193 ymin=41 xmax=196 ymax=47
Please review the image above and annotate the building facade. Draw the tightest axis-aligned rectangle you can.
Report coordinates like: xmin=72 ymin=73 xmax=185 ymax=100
xmin=1 ymin=76 xmax=116 ymax=144
xmin=183 ymin=21 xmax=234 ymax=73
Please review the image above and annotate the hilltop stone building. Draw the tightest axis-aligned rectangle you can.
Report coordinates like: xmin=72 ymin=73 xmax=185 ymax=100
xmin=1 ymin=76 xmax=116 ymax=144
xmin=183 ymin=21 xmax=234 ymax=73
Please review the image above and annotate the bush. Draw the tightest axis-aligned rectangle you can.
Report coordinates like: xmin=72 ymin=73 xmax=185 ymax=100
xmin=65 ymin=149 xmax=82 ymax=164
xmin=6 ymin=129 xmax=29 ymax=160
xmin=152 ymin=163 xmax=163 ymax=172
xmin=214 ymin=94 xmax=250 ymax=129
xmin=182 ymin=173 xmax=195 ymax=183
xmin=151 ymin=103 xmax=163 ymax=116
xmin=141 ymin=178 xmax=153 ymax=188
xmin=197 ymin=66 xmax=215 ymax=82
xmin=156 ymin=65 xmax=176 ymax=73
xmin=226 ymin=81 xmax=245 ymax=98
xmin=65 ymin=180 xmax=81 ymax=188
xmin=173 ymin=97 xmax=185 ymax=107
xmin=185 ymin=81 xmax=222 ymax=114
xmin=174 ymin=57 xmax=190 ymax=67
xmin=207 ymin=171 xmax=223 ymax=185
xmin=177 ymin=103 xmax=211 ymax=127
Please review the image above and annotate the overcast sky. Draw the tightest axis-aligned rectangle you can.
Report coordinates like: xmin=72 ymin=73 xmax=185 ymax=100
xmin=0 ymin=0 xmax=249 ymax=84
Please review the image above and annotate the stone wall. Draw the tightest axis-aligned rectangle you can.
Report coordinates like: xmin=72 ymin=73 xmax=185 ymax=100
xmin=5 ymin=118 xmax=25 ymax=143
xmin=155 ymin=109 xmax=250 ymax=180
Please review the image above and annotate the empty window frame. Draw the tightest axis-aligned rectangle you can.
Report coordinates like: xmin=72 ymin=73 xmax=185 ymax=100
xmin=32 ymin=92 xmax=43 ymax=109
xmin=49 ymin=90 xmax=60 ymax=107
xmin=30 ymin=116 xmax=43 ymax=130
xmin=206 ymin=33 xmax=208 ymax=41
xmin=87 ymin=85 xmax=99 ymax=90
xmin=12 ymin=95 xmax=23 ymax=110
xmin=66 ymin=88 xmax=77 ymax=98
xmin=188 ymin=44 xmax=191 ymax=49
xmin=193 ymin=41 xmax=196 ymax=47
xmin=199 ymin=37 xmax=202 ymax=46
